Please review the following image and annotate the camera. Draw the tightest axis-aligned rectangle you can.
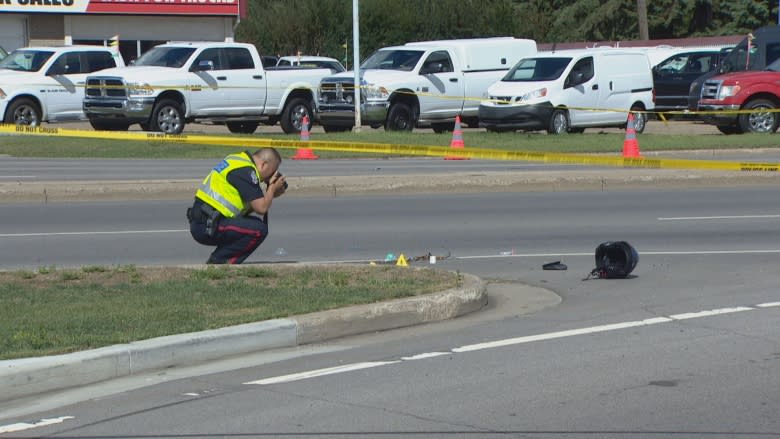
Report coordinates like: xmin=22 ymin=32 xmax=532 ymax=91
xmin=276 ymin=172 xmax=289 ymax=190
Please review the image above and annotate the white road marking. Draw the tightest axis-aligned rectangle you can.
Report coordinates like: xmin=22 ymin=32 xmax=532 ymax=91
xmin=658 ymin=214 xmax=780 ymax=221
xmin=669 ymin=306 xmax=753 ymax=320
xmin=0 ymin=416 xmax=74 ymax=434
xmin=452 ymin=317 xmax=673 ymax=353
xmin=245 ymin=361 xmax=400 ymax=385
xmin=246 ymin=302 xmax=778 ymax=386
xmin=0 ymin=229 xmax=187 ymax=238
xmin=456 ymin=249 xmax=780 ymax=260
xmin=401 ymin=352 xmax=450 ymax=361
xmin=757 ymin=302 xmax=780 ymax=308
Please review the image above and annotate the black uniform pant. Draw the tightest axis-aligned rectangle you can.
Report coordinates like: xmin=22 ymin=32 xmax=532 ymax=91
xmin=190 ymin=209 xmax=268 ymax=265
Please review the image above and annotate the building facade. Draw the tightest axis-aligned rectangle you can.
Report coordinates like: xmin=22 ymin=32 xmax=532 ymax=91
xmin=0 ymin=0 xmax=244 ymax=63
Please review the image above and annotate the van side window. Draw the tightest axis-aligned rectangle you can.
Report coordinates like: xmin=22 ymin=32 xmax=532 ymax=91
xmin=224 ymin=48 xmax=254 ymax=70
xmin=766 ymin=43 xmax=780 ymax=65
xmin=421 ymin=51 xmax=454 ymax=74
xmin=566 ymin=57 xmax=593 ymax=86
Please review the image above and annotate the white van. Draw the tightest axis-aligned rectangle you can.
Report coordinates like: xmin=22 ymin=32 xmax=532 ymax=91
xmin=479 ymin=48 xmax=654 ymax=134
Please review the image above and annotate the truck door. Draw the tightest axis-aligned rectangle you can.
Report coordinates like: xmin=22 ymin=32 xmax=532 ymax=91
xmin=562 ymin=56 xmax=599 ymax=125
xmin=416 ymin=50 xmax=464 ymax=120
xmin=188 ymin=48 xmax=229 ymax=115
xmin=222 ymin=47 xmax=266 ymax=114
xmin=43 ymin=52 xmax=90 ymax=121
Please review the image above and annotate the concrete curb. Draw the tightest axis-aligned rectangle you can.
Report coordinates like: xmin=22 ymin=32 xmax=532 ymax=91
xmin=0 ymin=273 xmax=486 ymax=403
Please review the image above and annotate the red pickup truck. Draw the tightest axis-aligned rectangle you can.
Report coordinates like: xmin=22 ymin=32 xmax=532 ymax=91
xmin=697 ymin=59 xmax=780 ymax=134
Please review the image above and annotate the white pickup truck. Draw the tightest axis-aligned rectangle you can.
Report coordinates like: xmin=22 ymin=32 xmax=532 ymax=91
xmin=317 ymin=37 xmax=537 ymax=132
xmin=0 ymin=45 xmax=125 ymax=126
xmin=83 ymin=42 xmax=332 ymax=134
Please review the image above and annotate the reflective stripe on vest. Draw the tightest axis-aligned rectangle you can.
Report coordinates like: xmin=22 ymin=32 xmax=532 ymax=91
xmin=195 ymin=153 xmax=258 ymax=218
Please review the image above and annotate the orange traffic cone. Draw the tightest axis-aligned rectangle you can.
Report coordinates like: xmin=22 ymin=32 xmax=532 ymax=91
xmin=292 ymin=114 xmax=319 ymax=160
xmin=622 ymin=113 xmax=641 ymax=158
xmin=444 ymin=114 xmax=469 ymax=160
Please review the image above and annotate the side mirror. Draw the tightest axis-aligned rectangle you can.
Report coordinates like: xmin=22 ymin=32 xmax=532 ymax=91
xmin=194 ymin=60 xmax=214 ymax=71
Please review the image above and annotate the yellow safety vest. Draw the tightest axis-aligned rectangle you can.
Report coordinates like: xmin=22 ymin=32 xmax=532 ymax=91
xmin=195 ymin=152 xmax=260 ymax=218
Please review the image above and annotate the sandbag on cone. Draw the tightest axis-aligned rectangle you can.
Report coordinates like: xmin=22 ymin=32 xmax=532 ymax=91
xmin=292 ymin=114 xmax=319 ymax=160
xmin=444 ymin=114 xmax=469 ymax=160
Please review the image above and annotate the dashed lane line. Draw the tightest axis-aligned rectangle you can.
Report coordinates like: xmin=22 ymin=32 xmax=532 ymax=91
xmin=245 ymin=301 xmax=778 ymax=386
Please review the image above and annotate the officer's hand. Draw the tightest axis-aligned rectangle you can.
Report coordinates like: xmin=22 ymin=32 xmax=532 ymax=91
xmin=269 ymin=172 xmax=286 ymax=197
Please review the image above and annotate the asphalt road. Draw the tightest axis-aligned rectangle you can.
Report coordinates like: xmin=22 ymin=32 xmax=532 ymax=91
xmin=2 ymin=187 xmax=780 ymax=437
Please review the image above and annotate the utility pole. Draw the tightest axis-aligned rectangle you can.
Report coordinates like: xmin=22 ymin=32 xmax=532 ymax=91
xmin=637 ymin=0 xmax=649 ymax=40
xmin=352 ymin=0 xmax=361 ymax=132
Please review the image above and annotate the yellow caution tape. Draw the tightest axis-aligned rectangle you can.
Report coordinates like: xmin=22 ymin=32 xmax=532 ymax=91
xmin=2 ymin=123 xmax=779 ymax=173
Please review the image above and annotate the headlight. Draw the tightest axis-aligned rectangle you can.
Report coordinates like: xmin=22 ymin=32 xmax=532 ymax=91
xmin=127 ymin=82 xmax=154 ymax=96
xmin=717 ymin=85 xmax=741 ymax=99
xmin=363 ymin=84 xmax=389 ymax=100
xmin=519 ymin=87 xmax=547 ymax=102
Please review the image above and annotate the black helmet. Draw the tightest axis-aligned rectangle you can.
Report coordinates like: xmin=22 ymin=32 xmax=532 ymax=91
xmin=588 ymin=241 xmax=638 ymax=279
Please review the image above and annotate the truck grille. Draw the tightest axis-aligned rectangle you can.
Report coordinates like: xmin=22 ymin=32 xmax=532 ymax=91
xmin=86 ymin=77 xmax=126 ymax=98
xmin=319 ymin=80 xmax=357 ymax=104
xmin=700 ymin=79 xmax=723 ymax=100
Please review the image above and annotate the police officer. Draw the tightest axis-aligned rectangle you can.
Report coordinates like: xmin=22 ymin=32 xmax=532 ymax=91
xmin=188 ymin=147 xmax=287 ymax=264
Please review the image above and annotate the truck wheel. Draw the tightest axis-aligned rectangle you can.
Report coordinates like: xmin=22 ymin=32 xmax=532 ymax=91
xmin=4 ymin=98 xmax=41 ymax=127
xmin=547 ymin=109 xmax=570 ymax=134
xmin=716 ymin=125 xmax=743 ymax=135
xmin=226 ymin=121 xmax=259 ymax=134
xmin=280 ymin=97 xmax=313 ymax=134
xmin=385 ymin=103 xmax=415 ymax=131
xmin=150 ymin=99 xmax=185 ymax=135
xmin=89 ymin=119 xmax=130 ymax=131
xmin=629 ymin=108 xmax=647 ymax=133
xmin=738 ymin=99 xmax=778 ymax=133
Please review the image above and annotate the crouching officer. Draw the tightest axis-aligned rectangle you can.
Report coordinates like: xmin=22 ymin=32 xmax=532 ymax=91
xmin=187 ymin=147 xmax=287 ymax=264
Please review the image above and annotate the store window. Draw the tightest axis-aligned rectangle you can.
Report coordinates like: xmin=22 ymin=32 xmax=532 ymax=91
xmin=73 ymin=39 xmax=165 ymax=65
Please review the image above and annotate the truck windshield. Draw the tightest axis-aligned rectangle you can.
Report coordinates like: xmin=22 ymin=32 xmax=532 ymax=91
xmin=360 ymin=49 xmax=424 ymax=71
xmin=0 ymin=50 xmax=54 ymax=72
xmin=502 ymin=57 xmax=572 ymax=82
xmin=719 ymin=39 xmax=756 ymax=73
xmin=134 ymin=47 xmax=196 ymax=68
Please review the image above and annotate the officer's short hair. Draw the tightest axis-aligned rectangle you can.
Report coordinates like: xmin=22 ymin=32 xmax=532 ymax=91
xmin=253 ymin=147 xmax=282 ymax=165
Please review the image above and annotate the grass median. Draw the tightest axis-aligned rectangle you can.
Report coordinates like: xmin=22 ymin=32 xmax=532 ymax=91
xmin=0 ymin=264 xmax=459 ymax=361
xmin=1 ymin=128 xmax=779 ymax=159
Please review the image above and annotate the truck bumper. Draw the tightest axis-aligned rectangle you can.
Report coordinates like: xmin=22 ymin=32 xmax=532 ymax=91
xmin=697 ymin=103 xmax=740 ymax=125
xmin=478 ymin=102 xmax=554 ymax=131
xmin=317 ymin=101 xmax=388 ymax=127
xmin=83 ymin=97 xmax=155 ymax=122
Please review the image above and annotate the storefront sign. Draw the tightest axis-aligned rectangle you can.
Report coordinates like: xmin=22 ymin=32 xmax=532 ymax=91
xmin=0 ymin=0 xmax=240 ymax=15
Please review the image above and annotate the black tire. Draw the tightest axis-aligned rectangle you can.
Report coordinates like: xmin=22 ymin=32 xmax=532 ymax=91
xmin=738 ymin=99 xmax=778 ymax=134
xmin=226 ymin=121 xmax=259 ymax=134
xmin=139 ymin=122 xmax=151 ymax=131
xmin=88 ymin=119 xmax=130 ymax=131
xmin=280 ymin=97 xmax=313 ymax=134
xmin=150 ymin=99 xmax=185 ymax=134
xmin=4 ymin=98 xmax=41 ymax=126
xmin=629 ymin=107 xmax=647 ymax=133
xmin=322 ymin=125 xmax=351 ymax=133
xmin=716 ymin=125 xmax=743 ymax=135
xmin=385 ymin=102 xmax=415 ymax=131
xmin=547 ymin=109 xmax=570 ymax=134
xmin=431 ymin=122 xmax=455 ymax=133
xmin=370 ymin=124 xmax=383 ymax=129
